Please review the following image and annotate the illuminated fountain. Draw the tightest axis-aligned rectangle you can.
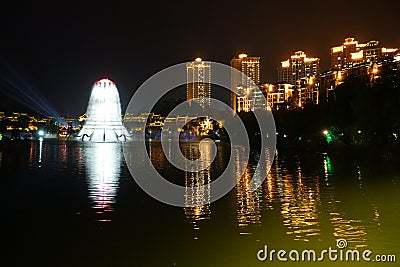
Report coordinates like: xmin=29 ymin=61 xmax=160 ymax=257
xmin=78 ymin=78 xmax=128 ymax=142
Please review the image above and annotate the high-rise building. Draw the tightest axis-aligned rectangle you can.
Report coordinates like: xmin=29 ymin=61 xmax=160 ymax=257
xmin=318 ymin=69 xmax=345 ymax=104
xmin=278 ymin=51 xmax=320 ymax=86
xmin=186 ymin=58 xmax=211 ymax=109
xmin=230 ymin=54 xmax=261 ymax=112
xmin=330 ymin=38 xmax=398 ymax=70
xmin=330 ymin=38 xmax=366 ymax=69
xmin=396 ymin=53 xmax=400 ymax=70
xmin=260 ymin=83 xmax=294 ymax=110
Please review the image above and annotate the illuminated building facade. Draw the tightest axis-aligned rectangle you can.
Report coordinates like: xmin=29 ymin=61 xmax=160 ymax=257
xmin=318 ymin=69 xmax=344 ymax=104
xmin=0 ymin=111 xmax=61 ymax=139
xmin=297 ymin=78 xmax=319 ymax=107
xmin=326 ymin=38 xmax=399 ymax=98
xmin=277 ymin=51 xmax=319 ymax=107
xmin=330 ymin=38 xmax=398 ymax=70
xmin=230 ymin=54 xmax=261 ymax=112
xmin=260 ymin=83 xmax=294 ymax=110
xmin=396 ymin=53 xmax=400 ymax=70
xmin=278 ymin=51 xmax=320 ymax=86
xmin=236 ymin=92 xmax=254 ymax=112
xmin=186 ymin=58 xmax=211 ymax=109
xmin=330 ymin=38 xmax=366 ymax=69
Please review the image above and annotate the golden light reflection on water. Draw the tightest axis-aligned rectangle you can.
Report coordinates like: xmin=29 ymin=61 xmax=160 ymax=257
xmin=139 ymin=142 xmax=382 ymax=248
xmin=27 ymin=139 xmax=45 ymax=168
xmin=183 ymin=142 xmax=212 ymax=239
xmin=237 ymin=150 xmax=372 ymax=247
xmin=329 ymin=213 xmax=367 ymax=248
xmin=85 ymin=143 xmax=121 ymax=223
xmin=234 ymin=147 xmax=262 ymax=230
xmin=28 ymin=141 xmax=38 ymax=167
xmin=274 ymin=155 xmax=321 ymax=241
xmin=322 ymin=156 xmax=369 ymax=248
xmin=146 ymin=141 xmax=214 ymax=238
xmin=3 ymin=138 xmax=396 ymax=266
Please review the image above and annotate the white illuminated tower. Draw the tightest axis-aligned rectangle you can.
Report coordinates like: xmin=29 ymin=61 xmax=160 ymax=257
xmin=78 ymin=78 xmax=128 ymax=142
xmin=186 ymin=58 xmax=211 ymax=109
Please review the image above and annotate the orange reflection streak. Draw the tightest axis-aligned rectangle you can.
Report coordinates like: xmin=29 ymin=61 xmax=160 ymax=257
xmin=265 ymin=155 xmax=321 ymax=242
xmin=183 ymin=141 xmax=212 ymax=239
xmin=59 ymin=142 xmax=68 ymax=164
xmin=322 ymin=158 xmax=369 ymax=249
xmin=329 ymin=212 xmax=367 ymax=248
xmin=28 ymin=142 xmax=35 ymax=167
xmin=236 ymin=169 xmax=262 ymax=229
xmin=233 ymin=147 xmax=274 ymax=231
xmin=263 ymin=151 xmax=281 ymax=206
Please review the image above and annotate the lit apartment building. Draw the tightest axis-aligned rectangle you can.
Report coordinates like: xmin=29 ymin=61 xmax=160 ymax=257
xmin=330 ymin=38 xmax=398 ymax=70
xmin=330 ymin=38 xmax=366 ymax=69
xmin=260 ymin=83 xmax=294 ymax=110
xmin=278 ymin=51 xmax=320 ymax=86
xmin=230 ymin=54 xmax=261 ymax=112
xmin=235 ymin=84 xmax=265 ymax=112
xmin=396 ymin=53 xmax=400 ymax=70
xmin=318 ymin=69 xmax=345 ymax=104
xmin=296 ymin=78 xmax=319 ymax=107
xmin=237 ymin=95 xmax=254 ymax=112
xmin=186 ymin=58 xmax=211 ymax=109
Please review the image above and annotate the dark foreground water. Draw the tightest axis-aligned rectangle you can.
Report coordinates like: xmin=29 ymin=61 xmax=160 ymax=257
xmin=1 ymin=140 xmax=399 ymax=266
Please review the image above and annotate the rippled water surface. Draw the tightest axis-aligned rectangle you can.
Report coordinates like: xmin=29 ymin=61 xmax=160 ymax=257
xmin=2 ymin=140 xmax=399 ymax=266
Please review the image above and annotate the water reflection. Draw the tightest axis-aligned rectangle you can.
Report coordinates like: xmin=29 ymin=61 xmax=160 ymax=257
xmin=276 ymin=156 xmax=321 ymax=241
xmin=3 ymin=139 xmax=398 ymax=267
xmin=323 ymin=155 xmax=332 ymax=184
xmin=183 ymin=142 xmax=212 ymax=239
xmin=38 ymin=139 xmax=43 ymax=167
xmin=26 ymin=139 xmax=45 ymax=168
xmin=258 ymin=151 xmax=371 ymax=246
xmin=329 ymin=212 xmax=367 ymax=248
xmin=28 ymin=142 xmax=34 ymax=167
xmin=59 ymin=141 xmax=68 ymax=165
xmin=84 ymin=143 xmax=121 ymax=223
xmin=234 ymin=147 xmax=262 ymax=230
xmin=322 ymin=157 xmax=368 ymax=248
xmin=125 ymin=142 xmax=384 ymax=248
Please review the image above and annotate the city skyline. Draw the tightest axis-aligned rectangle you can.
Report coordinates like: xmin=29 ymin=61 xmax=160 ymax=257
xmin=1 ymin=34 xmax=399 ymax=118
xmin=2 ymin=2 xmax=400 ymax=265
xmin=1 ymin=0 xmax=400 ymax=117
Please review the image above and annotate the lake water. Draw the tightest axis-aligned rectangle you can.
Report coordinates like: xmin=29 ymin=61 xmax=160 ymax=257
xmin=2 ymin=140 xmax=399 ymax=266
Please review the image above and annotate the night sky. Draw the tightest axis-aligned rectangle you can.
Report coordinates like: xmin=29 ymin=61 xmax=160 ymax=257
xmin=1 ymin=0 xmax=399 ymax=117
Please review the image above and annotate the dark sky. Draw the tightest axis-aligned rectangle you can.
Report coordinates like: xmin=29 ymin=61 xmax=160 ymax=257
xmin=1 ymin=0 xmax=399 ymax=117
